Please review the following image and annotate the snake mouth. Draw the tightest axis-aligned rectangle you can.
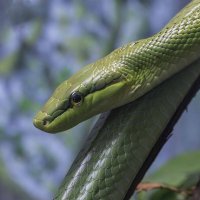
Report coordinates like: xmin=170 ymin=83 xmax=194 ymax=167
xmin=33 ymin=97 xmax=72 ymax=133
xmin=33 ymin=111 xmax=53 ymax=132
xmin=33 ymin=109 xmax=74 ymax=133
xmin=33 ymin=118 xmax=45 ymax=130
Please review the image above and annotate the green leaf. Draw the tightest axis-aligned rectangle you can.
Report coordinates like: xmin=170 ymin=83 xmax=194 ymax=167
xmin=138 ymin=151 xmax=200 ymax=200
xmin=149 ymin=190 xmax=183 ymax=200
xmin=145 ymin=151 xmax=200 ymax=186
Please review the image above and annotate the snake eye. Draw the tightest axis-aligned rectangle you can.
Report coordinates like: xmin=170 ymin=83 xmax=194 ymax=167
xmin=43 ymin=120 xmax=49 ymax=126
xmin=70 ymin=91 xmax=84 ymax=106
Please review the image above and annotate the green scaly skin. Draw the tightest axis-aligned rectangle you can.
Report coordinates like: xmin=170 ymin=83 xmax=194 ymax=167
xmin=34 ymin=0 xmax=200 ymax=133
xmin=54 ymin=59 xmax=200 ymax=200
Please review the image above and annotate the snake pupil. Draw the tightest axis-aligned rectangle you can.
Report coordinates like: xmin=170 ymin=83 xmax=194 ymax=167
xmin=43 ymin=120 xmax=49 ymax=126
xmin=71 ymin=92 xmax=83 ymax=105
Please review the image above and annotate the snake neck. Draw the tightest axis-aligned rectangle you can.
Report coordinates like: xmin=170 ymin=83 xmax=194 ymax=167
xmin=111 ymin=0 xmax=200 ymax=103
xmin=68 ymin=1 xmax=200 ymax=106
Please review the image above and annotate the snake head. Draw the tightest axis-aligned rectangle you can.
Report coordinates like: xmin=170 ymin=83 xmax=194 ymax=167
xmin=33 ymin=81 xmax=125 ymax=133
xmin=33 ymin=60 xmax=126 ymax=133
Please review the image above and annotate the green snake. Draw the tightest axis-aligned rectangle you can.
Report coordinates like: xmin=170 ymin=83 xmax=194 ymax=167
xmin=33 ymin=0 xmax=200 ymax=199
xmin=34 ymin=0 xmax=200 ymax=133
xmin=54 ymin=60 xmax=200 ymax=200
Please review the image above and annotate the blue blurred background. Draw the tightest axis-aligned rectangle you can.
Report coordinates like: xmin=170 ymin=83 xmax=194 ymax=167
xmin=0 ymin=0 xmax=199 ymax=199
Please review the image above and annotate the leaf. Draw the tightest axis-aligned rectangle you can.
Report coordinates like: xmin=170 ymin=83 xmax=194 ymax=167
xmin=145 ymin=151 xmax=200 ymax=186
xmin=149 ymin=190 xmax=182 ymax=200
xmin=138 ymin=151 xmax=200 ymax=200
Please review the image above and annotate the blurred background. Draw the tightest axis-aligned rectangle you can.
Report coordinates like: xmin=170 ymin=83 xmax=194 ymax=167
xmin=0 ymin=0 xmax=200 ymax=199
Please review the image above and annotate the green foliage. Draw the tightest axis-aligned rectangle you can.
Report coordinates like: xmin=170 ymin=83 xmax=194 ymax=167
xmin=0 ymin=52 xmax=18 ymax=75
xmin=56 ymin=67 xmax=71 ymax=85
xmin=1 ymin=1 xmax=199 ymax=199
xmin=0 ymin=155 xmax=36 ymax=200
xmin=136 ymin=151 xmax=200 ymax=200
xmin=146 ymin=151 xmax=200 ymax=186
xmin=25 ymin=20 xmax=42 ymax=46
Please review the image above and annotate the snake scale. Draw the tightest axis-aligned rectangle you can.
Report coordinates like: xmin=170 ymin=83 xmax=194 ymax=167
xmin=34 ymin=0 xmax=200 ymax=133
xmin=33 ymin=0 xmax=200 ymax=199
xmin=53 ymin=60 xmax=200 ymax=199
